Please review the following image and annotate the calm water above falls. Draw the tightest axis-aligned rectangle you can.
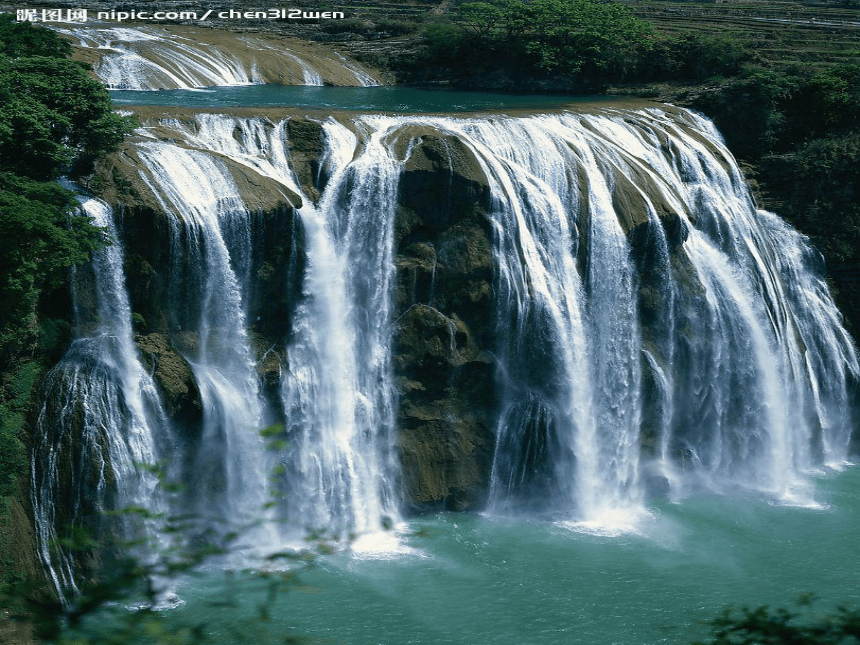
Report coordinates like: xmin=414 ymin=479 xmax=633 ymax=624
xmin=109 ymin=84 xmax=612 ymax=111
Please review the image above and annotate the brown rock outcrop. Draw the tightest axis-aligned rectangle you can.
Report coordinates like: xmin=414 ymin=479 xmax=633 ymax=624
xmin=392 ymin=133 xmax=497 ymax=511
xmin=135 ymin=333 xmax=202 ymax=427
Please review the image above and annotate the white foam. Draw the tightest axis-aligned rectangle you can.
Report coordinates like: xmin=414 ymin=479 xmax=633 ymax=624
xmin=349 ymin=526 xmax=420 ymax=560
xmin=771 ymin=479 xmax=830 ymax=510
xmin=558 ymin=507 xmax=655 ymax=537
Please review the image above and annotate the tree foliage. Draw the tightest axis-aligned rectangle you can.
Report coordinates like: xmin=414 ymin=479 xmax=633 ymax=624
xmin=0 ymin=55 xmax=132 ymax=180
xmin=0 ymin=13 xmax=71 ymax=58
xmin=758 ymin=132 xmax=860 ymax=268
xmin=0 ymin=19 xmax=128 ymax=351
xmin=507 ymin=0 xmax=651 ymax=75
xmin=417 ymin=0 xmax=751 ymax=87
xmin=453 ymin=0 xmax=651 ymax=78
xmin=0 ymin=173 xmax=107 ymax=330
xmin=694 ymin=600 xmax=860 ymax=645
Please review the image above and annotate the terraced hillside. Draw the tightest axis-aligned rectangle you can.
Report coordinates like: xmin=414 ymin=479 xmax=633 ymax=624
xmin=315 ymin=0 xmax=860 ymax=71
xmin=301 ymin=0 xmax=860 ymax=70
xmin=635 ymin=1 xmax=860 ymax=68
xmin=9 ymin=0 xmax=860 ymax=70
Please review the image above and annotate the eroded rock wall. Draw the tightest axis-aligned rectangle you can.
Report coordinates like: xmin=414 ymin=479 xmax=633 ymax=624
xmin=393 ymin=134 xmax=496 ymax=512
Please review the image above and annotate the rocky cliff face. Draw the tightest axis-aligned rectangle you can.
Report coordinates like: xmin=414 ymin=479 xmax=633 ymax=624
xmin=393 ymin=133 xmax=496 ymax=512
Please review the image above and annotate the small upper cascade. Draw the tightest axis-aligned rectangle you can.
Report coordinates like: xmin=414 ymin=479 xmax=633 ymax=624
xmin=51 ymin=25 xmax=383 ymax=89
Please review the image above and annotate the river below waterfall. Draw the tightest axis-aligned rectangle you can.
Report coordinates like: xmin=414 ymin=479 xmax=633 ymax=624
xmin=69 ymin=467 xmax=860 ymax=644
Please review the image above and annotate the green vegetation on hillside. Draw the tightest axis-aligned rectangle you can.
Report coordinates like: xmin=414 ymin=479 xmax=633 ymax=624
xmin=0 ymin=15 xmax=130 ymax=180
xmin=0 ymin=14 xmax=132 ymax=357
xmin=452 ymin=0 xmax=651 ymax=76
xmin=0 ymin=13 xmax=70 ymax=58
xmin=401 ymin=0 xmax=751 ymax=89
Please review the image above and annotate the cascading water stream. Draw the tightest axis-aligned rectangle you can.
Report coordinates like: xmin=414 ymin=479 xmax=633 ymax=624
xmin=342 ymin=109 xmax=857 ymax=526
xmin=417 ymin=115 xmax=649 ymax=527
xmin=134 ymin=143 xmax=278 ymax=550
xmin=279 ymin=119 xmax=403 ymax=539
xmin=52 ymin=26 xmax=258 ymax=89
xmin=31 ymin=195 xmax=168 ymax=604
xmin=50 ymin=26 xmax=383 ymax=89
xmin=607 ymin=109 xmax=859 ymax=497
xmin=142 ymin=114 xmax=404 ymax=541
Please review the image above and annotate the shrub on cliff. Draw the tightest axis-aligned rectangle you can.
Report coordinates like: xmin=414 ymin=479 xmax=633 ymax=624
xmin=636 ymin=33 xmax=751 ymax=81
xmin=690 ymin=63 xmax=860 ymax=159
xmin=0 ymin=173 xmax=107 ymax=335
xmin=694 ymin=600 xmax=860 ymax=645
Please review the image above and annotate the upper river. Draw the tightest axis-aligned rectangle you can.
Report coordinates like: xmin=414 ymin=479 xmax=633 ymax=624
xmin=109 ymin=84 xmax=619 ymax=112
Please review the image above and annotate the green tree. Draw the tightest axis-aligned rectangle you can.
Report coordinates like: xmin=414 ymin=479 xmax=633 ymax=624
xmin=0 ymin=56 xmax=132 ymax=179
xmin=426 ymin=0 xmax=653 ymax=85
xmin=0 ymin=13 xmax=71 ymax=58
xmin=694 ymin=601 xmax=860 ymax=645
xmin=512 ymin=0 xmax=651 ymax=76
xmin=454 ymin=1 xmax=505 ymax=39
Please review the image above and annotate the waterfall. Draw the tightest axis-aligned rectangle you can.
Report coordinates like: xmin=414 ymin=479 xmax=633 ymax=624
xmin=135 ymin=108 xmax=856 ymax=521
xmin=322 ymin=109 xmax=854 ymax=525
xmin=32 ymin=106 xmax=858 ymax=593
xmin=449 ymin=109 xmax=858 ymax=521
xmin=31 ymin=195 xmax=168 ymax=604
xmin=134 ymin=143 xmax=278 ymax=547
xmin=131 ymin=115 xmax=403 ymax=540
xmin=50 ymin=26 xmax=382 ymax=89
xmin=278 ymin=118 xmax=401 ymax=537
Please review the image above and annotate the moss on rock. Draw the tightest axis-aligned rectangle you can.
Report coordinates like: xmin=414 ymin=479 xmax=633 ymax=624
xmin=392 ymin=134 xmax=497 ymax=511
xmin=136 ymin=333 xmax=202 ymax=429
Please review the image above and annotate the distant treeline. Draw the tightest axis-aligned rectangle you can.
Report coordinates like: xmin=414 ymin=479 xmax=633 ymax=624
xmin=397 ymin=0 xmax=751 ymax=88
